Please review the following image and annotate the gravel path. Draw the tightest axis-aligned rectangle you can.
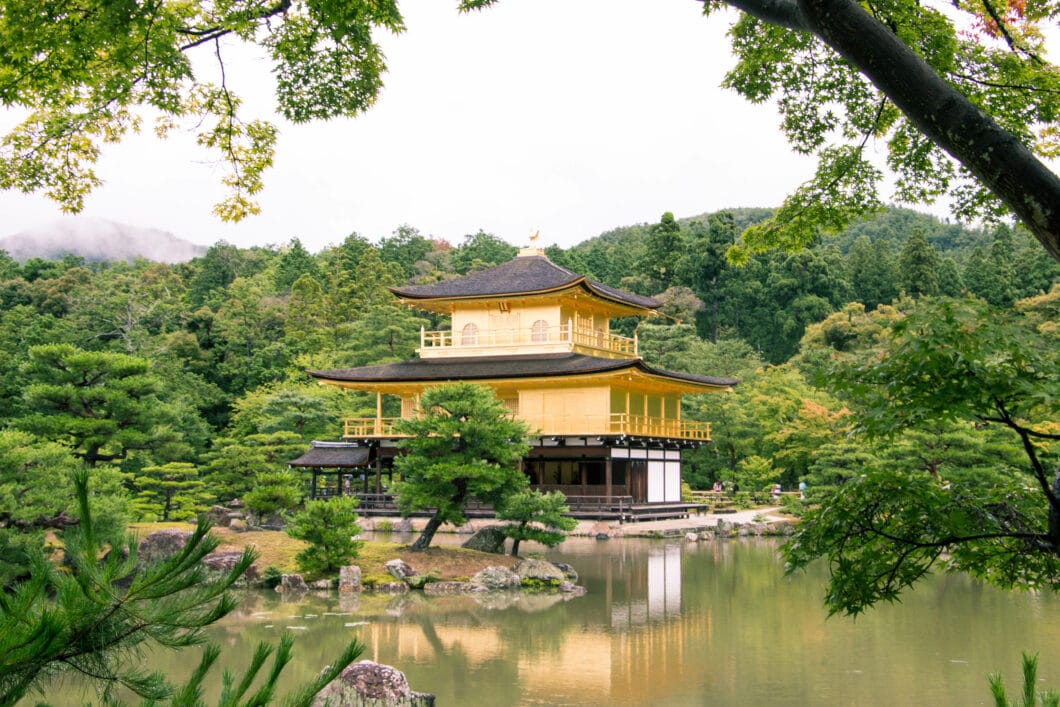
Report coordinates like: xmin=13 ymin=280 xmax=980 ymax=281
xmin=570 ymin=507 xmax=789 ymax=538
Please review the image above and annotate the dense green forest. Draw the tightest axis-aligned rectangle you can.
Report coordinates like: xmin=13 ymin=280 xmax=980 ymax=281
xmin=1 ymin=207 xmax=1057 ymax=584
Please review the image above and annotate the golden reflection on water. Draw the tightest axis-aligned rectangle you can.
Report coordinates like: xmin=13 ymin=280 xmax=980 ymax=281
xmin=37 ymin=536 xmax=1060 ymax=706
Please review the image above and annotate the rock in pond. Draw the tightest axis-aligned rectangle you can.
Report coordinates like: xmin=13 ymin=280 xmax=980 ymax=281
xmin=423 ymin=581 xmax=486 ymax=596
xmin=551 ymin=562 xmax=578 ymax=583
xmin=470 ymin=566 xmax=521 ymax=591
xmin=279 ymin=573 xmax=308 ymax=593
xmin=339 ymin=565 xmax=362 ymax=593
xmin=313 ymin=660 xmax=434 ymax=707
xmin=513 ymin=558 xmax=566 ymax=586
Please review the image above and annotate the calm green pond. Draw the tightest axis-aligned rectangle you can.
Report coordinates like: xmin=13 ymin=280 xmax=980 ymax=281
xmin=44 ymin=536 xmax=1060 ymax=705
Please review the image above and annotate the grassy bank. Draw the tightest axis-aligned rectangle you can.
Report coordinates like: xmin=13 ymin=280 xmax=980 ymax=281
xmin=129 ymin=523 xmax=519 ymax=581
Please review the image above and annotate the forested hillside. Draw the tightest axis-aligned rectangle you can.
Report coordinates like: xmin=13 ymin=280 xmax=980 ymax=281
xmin=1 ymin=208 xmax=1057 ymax=585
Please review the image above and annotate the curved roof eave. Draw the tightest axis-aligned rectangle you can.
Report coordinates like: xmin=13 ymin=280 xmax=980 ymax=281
xmin=307 ymin=353 xmax=738 ymax=390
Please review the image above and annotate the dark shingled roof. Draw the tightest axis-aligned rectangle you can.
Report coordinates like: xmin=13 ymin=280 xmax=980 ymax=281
xmin=389 ymin=255 xmax=661 ymax=310
xmin=309 ymin=353 xmax=738 ymax=389
xmin=288 ymin=441 xmax=371 ymax=467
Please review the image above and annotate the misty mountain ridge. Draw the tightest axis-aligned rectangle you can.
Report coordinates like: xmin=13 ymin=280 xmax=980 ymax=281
xmin=1 ymin=217 xmax=208 ymax=264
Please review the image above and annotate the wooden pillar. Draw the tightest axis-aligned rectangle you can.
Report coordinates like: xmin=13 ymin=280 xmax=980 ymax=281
xmin=580 ymin=456 xmax=587 ymax=495
xmin=375 ymin=392 xmax=382 ymax=434
xmin=642 ymin=394 xmax=648 ymax=435
xmin=311 ymin=469 xmax=318 ymax=500
xmin=374 ymin=446 xmax=382 ymax=494
xmin=625 ymin=389 xmax=631 ymax=434
xmin=605 ymin=457 xmax=613 ymax=502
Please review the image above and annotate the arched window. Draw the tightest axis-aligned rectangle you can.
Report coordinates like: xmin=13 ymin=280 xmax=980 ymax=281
xmin=531 ymin=319 xmax=549 ymax=342
xmin=461 ymin=322 xmax=479 ymax=345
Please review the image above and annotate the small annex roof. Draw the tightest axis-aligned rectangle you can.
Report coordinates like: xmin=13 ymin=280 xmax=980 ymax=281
xmin=309 ymin=353 xmax=738 ymax=390
xmin=287 ymin=441 xmax=371 ymax=468
xmin=388 ymin=253 xmax=661 ymax=311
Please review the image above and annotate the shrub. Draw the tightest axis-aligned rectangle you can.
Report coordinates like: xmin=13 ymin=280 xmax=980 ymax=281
xmin=285 ymin=496 xmax=363 ymax=575
xmin=261 ymin=565 xmax=283 ymax=589
xmin=243 ymin=470 xmax=302 ymax=517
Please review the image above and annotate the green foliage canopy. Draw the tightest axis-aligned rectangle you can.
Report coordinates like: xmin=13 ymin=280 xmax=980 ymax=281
xmin=785 ymin=297 xmax=1060 ymax=615
xmin=0 ymin=0 xmax=404 ymax=220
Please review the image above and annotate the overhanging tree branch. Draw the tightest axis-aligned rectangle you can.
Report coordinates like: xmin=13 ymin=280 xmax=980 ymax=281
xmin=710 ymin=0 xmax=1060 ymax=262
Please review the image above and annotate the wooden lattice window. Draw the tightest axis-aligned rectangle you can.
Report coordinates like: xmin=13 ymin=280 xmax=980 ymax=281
xmin=461 ymin=322 xmax=478 ymax=345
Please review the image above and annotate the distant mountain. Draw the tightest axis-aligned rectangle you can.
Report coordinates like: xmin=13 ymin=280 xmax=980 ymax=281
xmin=0 ymin=217 xmax=208 ymax=263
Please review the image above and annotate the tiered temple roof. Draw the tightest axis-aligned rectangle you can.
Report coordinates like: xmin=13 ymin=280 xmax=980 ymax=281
xmin=389 ymin=252 xmax=661 ymax=313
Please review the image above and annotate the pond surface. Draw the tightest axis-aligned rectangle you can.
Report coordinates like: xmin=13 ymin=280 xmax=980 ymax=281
xmin=45 ymin=536 xmax=1060 ymax=705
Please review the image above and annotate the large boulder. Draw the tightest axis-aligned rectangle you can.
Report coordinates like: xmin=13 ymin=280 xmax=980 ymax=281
xmin=201 ymin=551 xmax=259 ymax=584
xmin=313 ymin=660 xmax=434 ymax=707
xmin=384 ymin=559 xmax=418 ymax=583
xmin=513 ymin=558 xmax=566 ymax=587
xmin=137 ymin=529 xmax=193 ymax=564
xmin=203 ymin=505 xmax=234 ymax=526
xmin=470 ymin=566 xmax=521 ymax=591
xmin=461 ymin=526 xmax=508 ymax=554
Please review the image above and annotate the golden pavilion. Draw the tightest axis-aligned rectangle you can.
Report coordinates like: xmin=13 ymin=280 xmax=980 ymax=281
xmin=304 ymin=246 xmax=737 ymax=520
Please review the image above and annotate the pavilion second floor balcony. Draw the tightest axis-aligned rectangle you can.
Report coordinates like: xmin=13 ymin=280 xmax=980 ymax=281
xmin=416 ymin=323 xmax=638 ymax=360
xmin=342 ymin=413 xmax=710 ymax=442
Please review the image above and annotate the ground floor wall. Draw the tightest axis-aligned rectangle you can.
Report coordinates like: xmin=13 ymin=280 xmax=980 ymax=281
xmin=524 ymin=442 xmax=684 ymax=503
xmin=303 ymin=438 xmax=693 ymax=505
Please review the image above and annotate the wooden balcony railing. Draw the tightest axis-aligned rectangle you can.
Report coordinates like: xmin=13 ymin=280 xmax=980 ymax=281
xmin=342 ymin=414 xmax=711 ymax=441
xmin=608 ymin=414 xmax=712 ymax=441
xmin=419 ymin=323 xmax=638 ymax=357
xmin=343 ymin=417 xmax=402 ymax=438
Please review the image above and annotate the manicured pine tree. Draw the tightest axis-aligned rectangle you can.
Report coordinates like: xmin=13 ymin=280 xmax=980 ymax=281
xmin=498 ymin=490 xmax=577 ymax=557
xmin=132 ymin=461 xmax=208 ymax=522
xmin=393 ymin=383 xmax=532 ymax=551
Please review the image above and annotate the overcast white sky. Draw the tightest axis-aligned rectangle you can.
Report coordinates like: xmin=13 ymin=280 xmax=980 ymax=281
xmin=3 ymin=0 xmax=861 ymax=252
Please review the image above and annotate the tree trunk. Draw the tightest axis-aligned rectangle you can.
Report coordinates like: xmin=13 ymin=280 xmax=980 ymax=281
xmin=411 ymin=514 xmax=444 ymax=551
xmin=1049 ymin=466 xmax=1060 ymax=554
xmin=411 ymin=483 xmax=468 ymax=551
xmin=510 ymin=537 xmax=522 ymax=557
xmin=723 ymin=0 xmax=1060 ymax=262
